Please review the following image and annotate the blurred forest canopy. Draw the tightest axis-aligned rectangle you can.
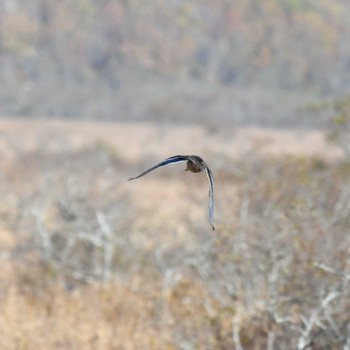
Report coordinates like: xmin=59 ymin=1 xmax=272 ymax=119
xmin=1 ymin=0 xmax=350 ymax=124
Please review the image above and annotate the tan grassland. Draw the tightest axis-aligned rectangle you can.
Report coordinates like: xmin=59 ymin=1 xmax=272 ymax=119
xmin=0 ymin=118 xmax=348 ymax=349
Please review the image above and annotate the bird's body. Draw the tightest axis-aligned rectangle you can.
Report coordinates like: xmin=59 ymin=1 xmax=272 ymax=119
xmin=185 ymin=156 xmax=205 ymax=173
xmin=128 ymin=155 xmax=215 ymax=230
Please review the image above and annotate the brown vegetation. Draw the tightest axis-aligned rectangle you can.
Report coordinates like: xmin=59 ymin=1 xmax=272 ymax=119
xmin=1 ymin=1 xmax=350 ymax=123
xmin=0 ymin=118 xmax=349 ymax=349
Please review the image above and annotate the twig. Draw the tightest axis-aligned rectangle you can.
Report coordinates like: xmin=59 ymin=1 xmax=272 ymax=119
xmin=32 ymin=208 xmax=52 ymax=262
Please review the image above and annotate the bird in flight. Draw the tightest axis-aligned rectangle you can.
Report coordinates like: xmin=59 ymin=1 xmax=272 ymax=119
xmin=128 ymin=155 xmax=215 ymax=230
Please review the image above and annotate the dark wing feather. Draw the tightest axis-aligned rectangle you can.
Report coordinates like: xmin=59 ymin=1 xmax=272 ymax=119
xmin=204 ymin=165 xmax=215 ymax=230
xmin=128 ymin=155 xmax=189 ymax=181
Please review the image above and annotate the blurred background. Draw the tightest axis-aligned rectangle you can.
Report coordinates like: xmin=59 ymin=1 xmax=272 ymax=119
xmin=1 ymin=0 xmax=350 ymax=125
xmin=1 ymin=1 xmax=350 ymax=349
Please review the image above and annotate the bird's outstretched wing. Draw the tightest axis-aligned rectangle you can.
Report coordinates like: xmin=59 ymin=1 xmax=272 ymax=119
xmin=129 ymin=154 xmax=215 ymax=230
xmin=204 ymin=165 xmax=215 ymax=231
xmin=128 ymin=155 xmax=189 ymax=181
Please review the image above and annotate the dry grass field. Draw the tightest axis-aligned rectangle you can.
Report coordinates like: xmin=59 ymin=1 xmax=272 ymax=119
xmin=0 ymin=118 xmax=349 ymax=349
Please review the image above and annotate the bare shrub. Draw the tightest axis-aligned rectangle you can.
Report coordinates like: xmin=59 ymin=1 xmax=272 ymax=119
xmin=151 ymin=156 xmax=350 ymax=348
xmin=2 ymin=127 xmax=350 ymax=348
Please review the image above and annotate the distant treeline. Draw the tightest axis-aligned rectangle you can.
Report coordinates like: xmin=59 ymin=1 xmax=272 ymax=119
xmin=1 ymin=0 xmax=350 ymax=122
